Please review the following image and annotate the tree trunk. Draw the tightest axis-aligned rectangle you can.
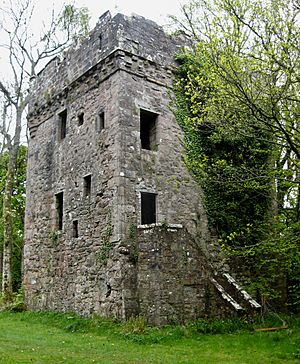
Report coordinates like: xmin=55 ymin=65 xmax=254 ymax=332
xmin=2 ymin=110 xmax=22 ymax=294
xmin=2 ymin=163 xmax=14 ymax=293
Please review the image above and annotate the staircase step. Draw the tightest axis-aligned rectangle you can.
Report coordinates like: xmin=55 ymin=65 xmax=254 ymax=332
xmin=223 ymin=273 xmax=261 ymax=309
xmin=210 ymin=277 xmax=244 ymax=311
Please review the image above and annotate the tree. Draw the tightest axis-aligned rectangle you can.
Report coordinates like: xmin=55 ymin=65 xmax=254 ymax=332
xmin=172 ymin=0 xmax=300 ymax=309
xmin=0 ymin=0 xmax=90 ymax=294
xmin=0 ymin=146 xmax=27 ymax=291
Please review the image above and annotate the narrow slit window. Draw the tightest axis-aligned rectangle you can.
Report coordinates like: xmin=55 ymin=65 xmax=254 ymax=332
xmin=55 ymin=192 xmax=64 ymax=230
xmin=73 ymin=220 xmax=79 ymax=238
xmin=99 ymin=34 xmax=103 ymax=49
xmin=83 ymin=174 xmax=92 ymax=197
xmin=96 ymin=112 xmax=105 ymax=132
xmin=141 ymin=192 xmax=156 ymax=225
xmin=140 ymin=109 xmax=158 ymax=151
xmin=58 ymin=109 xmax=67 ymax=140
xmin=78 ymin=112 xmax=84 ymax=126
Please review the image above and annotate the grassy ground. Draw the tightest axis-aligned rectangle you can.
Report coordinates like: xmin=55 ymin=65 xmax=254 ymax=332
xmin=0 ymin=311 xmax=299 ymax=363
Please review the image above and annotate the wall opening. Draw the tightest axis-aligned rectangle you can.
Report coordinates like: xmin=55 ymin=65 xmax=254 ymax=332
xmin=141 ymin=192 xmax=156 ymax=225
xmin=72 ymin=220 xmax=79 ymax=238
xmin=140 ymin=109 xmax=157 ymax=150
xmin=78 ymin=112 xmax=84 ymax=126
xmin=83 ymin=174 xmax=92 ymax=197
xmin=55 ymin=192 xmax=64 ymax=230
xmin=58 ymin=109 xmax=67 ymax=140
xmin=96 ymin=112 xmax=105 ymax=132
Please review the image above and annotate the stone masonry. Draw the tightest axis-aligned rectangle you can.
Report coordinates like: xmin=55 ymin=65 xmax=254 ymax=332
xmin=24 ymin=11 xmax=259 ymax=325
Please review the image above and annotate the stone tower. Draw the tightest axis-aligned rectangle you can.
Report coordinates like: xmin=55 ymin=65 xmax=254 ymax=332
xmin=24 ymin=12 xmax=259 ymax=325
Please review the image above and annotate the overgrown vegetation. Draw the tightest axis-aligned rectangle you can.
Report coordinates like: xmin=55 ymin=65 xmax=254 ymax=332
xmin=0 ymin=311 xmax=300 ymax=363
xmin=96 ymin=213 xmax=113 ymax=266
xmin=0 ymin=287 xmax=25 ymax=312
xmin=0 ymin=146 xmax=26 ymax=291
xmin=172 ymin=0 xmax=300 ymax=310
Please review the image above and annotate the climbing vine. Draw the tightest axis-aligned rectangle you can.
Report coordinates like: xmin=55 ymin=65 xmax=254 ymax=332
xmin=171 ymin=0 xmax=300 ymax=311
xmin=173 ymin=49 xmax=273 ymax=247
xmin=172 ymin=48 xmax=294 ymax=307
xmin=96 ymin=213 xmax=113 ymax=267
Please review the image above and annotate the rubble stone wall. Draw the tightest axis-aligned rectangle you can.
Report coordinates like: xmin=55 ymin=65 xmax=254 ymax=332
xmin=24 ymin=11 xmax=219 ymax=323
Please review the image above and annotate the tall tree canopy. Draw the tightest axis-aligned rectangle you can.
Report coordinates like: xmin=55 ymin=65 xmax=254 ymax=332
xmin=172 ymin=0 xmax=300 ymax=309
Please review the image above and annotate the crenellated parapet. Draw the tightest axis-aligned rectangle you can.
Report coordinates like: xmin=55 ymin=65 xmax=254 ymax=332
xmin=28 ymin=11 xmax=183 ymax=137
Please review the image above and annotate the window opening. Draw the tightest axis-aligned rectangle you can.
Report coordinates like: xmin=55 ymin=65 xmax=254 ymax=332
xmin=140 ymin=109 xmax=157 ymax=150
xmin=55 ymin=192 xmax=64 ymax=230
xmin=83 ymin=174 xmax=92 ymax=197
xmin=141 ymin=192 xmax=156 ymax=225
xmin=96 ymin=111 xmax=105 ymax=132
xmin=99 ymin=34 xmax=103 ymax=49
xmin=73 ymin=220 xmax=79 ymax=238
xmin=58 ymin=109 xmax=67 ymax=140
xmin=78 ymin=112 xmax=84 ymax=126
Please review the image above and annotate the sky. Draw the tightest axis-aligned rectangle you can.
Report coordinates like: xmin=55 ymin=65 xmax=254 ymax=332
xmin=0 ymin=0 xmax=189 ymax=78
xmin=0 ymin=0 xmax=189 ymax=142
xmin=38 ymin=0 xmax=188 ymax=28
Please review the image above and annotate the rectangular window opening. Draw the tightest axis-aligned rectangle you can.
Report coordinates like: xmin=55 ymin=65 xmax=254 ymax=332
xmin=96 ymin=112 xmax=105 ymax=133
xmin=83 ymin=174 xmax=92 ymax=197
xmin=73 ymin=220 xmax=79 ymax=238
xmin=55 ymin=192 xmax=64 ymax=230
xmin=140 ymin=109 xmax=158 ymax=151
xmin=141 ymin=192 xmax=156 ymax=225
xmin=78 ymin=112 xmax=84 ymax=126
xmin=58 ymin=109 xmax=67 ymax=140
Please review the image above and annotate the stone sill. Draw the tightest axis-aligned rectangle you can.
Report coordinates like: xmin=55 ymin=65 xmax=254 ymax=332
xmin=137 ymin=223 xmax=183 ymax=230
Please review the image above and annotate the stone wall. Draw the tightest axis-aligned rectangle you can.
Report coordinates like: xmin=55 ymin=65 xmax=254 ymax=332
xmin=24 ymin=11 xmax=229 ymax=323
xmin=24 ymin=68 xmax=122 ymax=315
xmin=136 ymin=225 xmax=213 ymax=325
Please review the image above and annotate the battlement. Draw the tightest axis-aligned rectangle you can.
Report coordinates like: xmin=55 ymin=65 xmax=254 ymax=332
xmin=29 ymin=11 xmax=183 ymax=117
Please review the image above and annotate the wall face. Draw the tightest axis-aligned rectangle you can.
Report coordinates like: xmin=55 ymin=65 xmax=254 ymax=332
xmin=24 ymin=70 xmax=128 ymax=316
xmin=24 ymin=12 xmax=216 ymax=322
xmin=116 ymin=69 xmax=206 ymax=236
xmin=136 ymin=226 xmax=222 ymax=326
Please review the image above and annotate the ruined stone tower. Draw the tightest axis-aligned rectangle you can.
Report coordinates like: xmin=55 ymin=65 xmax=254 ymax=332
xmin=24 ymin=12 xmax=259 ymax=325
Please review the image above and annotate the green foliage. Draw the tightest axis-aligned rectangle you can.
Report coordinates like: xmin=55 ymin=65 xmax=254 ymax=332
xmin=0 ymin=146 xmax=27 ymax=291
xmin=49 ymin=230 xmax=59 ymax=245
xmin=174 ymin=48 xmax=273 ymax=245
xmin=1 ymin=310 xmax=300 ymax=363
xmin=172 ymin=0 xmax=300 ymax=309
xmin=96 ymin=213 xmax=113 ymax=267
xmin=59 ymin=4 xmax=90 ymax=40
xmin=188 ymin=317 xmax=252 ymax=335
xmin=122 ymin=315 xmax=147 ymax=335
xmin=0 ymin=287 xmax=25 ymax=312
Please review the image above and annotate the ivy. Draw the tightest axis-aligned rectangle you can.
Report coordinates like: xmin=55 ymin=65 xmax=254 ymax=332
xmin=172 ymin=30 xmax=300 ymax=309
xmin=174 ymin=49 xmax=273 ymax=247
xmin=96 ymin=213 xmax=113 ymax=267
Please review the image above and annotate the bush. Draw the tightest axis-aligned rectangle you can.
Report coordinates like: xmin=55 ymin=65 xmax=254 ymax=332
xmin=0 ymin=288 xmax=25 ymax=312
xmin=188 ymin=317 xmax=252 ymax=335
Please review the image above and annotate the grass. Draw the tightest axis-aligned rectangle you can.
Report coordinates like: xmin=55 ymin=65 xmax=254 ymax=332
xmin=0 ymin=311 xmax=299 ymax=363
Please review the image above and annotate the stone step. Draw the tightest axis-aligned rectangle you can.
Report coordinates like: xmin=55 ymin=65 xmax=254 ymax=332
xmin=212 ymin=273 xmax=261 ymax=312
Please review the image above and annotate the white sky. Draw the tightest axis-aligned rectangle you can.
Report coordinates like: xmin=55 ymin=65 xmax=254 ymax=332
xmin=36 ymin=0 xmax=188 ymax=28
xmin=0 ymin=0 xmax=189 ymax=142
xmin=0 ymin=0 xmax=188 ymax=79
